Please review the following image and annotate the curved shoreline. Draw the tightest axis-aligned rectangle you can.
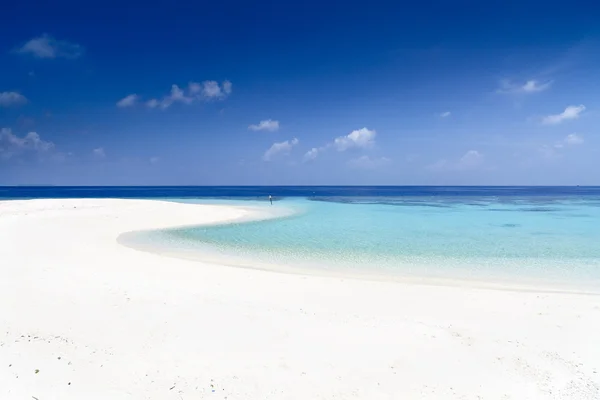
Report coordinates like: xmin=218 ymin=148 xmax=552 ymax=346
xmin=118 ymin=200 xmax=600 ymax=296
xmin=121 ymin=237 xmax=600 ymax=296
xmin=2 ymin=198 xmax=600 ymax=399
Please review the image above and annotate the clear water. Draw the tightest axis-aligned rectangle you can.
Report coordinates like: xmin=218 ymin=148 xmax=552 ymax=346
xmin=130 ymin=195 xmax=600 ymax=291
xmin=4 ymin=186 xmax=600 ymax=291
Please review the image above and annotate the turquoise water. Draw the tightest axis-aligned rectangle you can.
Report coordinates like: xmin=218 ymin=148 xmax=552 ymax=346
xmin=128 ymin=195 xmax=600 ymax=290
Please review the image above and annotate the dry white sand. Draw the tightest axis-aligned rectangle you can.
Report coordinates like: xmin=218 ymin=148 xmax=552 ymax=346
xmin=1 ymin=198 xmax=599 ymax=400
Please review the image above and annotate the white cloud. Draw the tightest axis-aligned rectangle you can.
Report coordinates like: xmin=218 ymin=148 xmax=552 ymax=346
xmin=147 ymin=80 xmax=232 ymax=109
xmin=522 ymin=80 xmax=552 ymax=93
xmin=0 ymin=92 xmax=28 ymax=107
xmin=458 ymin=150 xmax=483 ymax=168
xmin=333 ymin=127 xmax=376 ymax=151
xmin=0 ymin=128 xmax=54 ymax=160
xmin=249 ymin=119 xmax=280 ymax=132
xmin=540 ymin=134 xmax=584 ymax=159
xmin=302 ymin=127 xmax=378 ymax=162
xmin=147 ymin=84 xmax=193 ymax=109
xmin=199 ymin=81 xmax=221 ymax=98
xmin=542 ymin=105 xmax=585 ymax=125
xmin=92 ymin=147 xmax=106 ymax=158
xmin=188 ymin=80 xmax=232 ymax=100
xmin=222 ymin=80 xmax=232 ymax=95
xmin=303 ymin=147 xmax=321 ymax=162
xmin=564 ymin=133 xmax=584 ymax=145
xmin=428 ymin=150 xmax=483 ymax=172
xmin=116 ymin=94 xmax=138 ymax=108
xmin=440 ymin=111 xmax=451 ymax=118
xmin=188 ymin=82 xmax=202 ymax=94
xmin=497 ymin=79 xmax=553 ymax=94
xmin=348 ymin=155 xmax=392 ymax=169
xmin=16 ymin=34 xmax=83 ymax=59
xmin=263 ymin=138 xmax=299 ymax=161
xmin=146 ymin=99 xmax=159 ymax=108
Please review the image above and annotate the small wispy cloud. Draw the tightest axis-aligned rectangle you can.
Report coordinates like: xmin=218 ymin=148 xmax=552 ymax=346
xmin=249 ymin=119 xmax=280 ymax=132
xmin=116 ymin=94 xmax=139 ymax=108
xmin=303 ymin=147 xmax=321 ymax=162
xmin=0 ymin=91 xmax=28 ymax=107
xmin=348 ymin=155 xmax=391 ymax=169
xmin=263 ymin=138 xmax=299 ymax=161
xmin=440 ymin=111 xmax=451 ymax=118
xmin=564 ymin=133 xmax=584 ymax=145
xmin=222 ymin=81 xmax=232 ymax=95
xmin=539 ymin=134 xmax=583 ymax=159
xmin=92 ymin=147 xmax=106 ymax=158
xmin=521 ymin=80 xmax=553 ymax=93
xmin=539 ymin=144 xmax=561 ymax=159
xmin=497 ymin=79 xmax=553 ymax=94
xmin=146 ymin=99 xmax=159 ymax=108
xmin=458 ymin=150 xmax=484 ymax=168
xmin=428 ymin=150 xmax=483 ymax=172
xmin=542 ymin=105 xmax=585 ymax=125
xmin=15 ymin=34 xmax=83 ymax=59
xmin=145 ymin=80 xmax=232 ymax=109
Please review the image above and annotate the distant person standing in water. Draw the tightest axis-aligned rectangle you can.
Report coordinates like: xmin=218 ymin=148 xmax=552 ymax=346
xmin=269 ymin=195 xmax=273 ymax=205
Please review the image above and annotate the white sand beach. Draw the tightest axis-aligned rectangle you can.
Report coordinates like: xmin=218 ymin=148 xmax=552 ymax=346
xmin=1 ymin=198 xmax=599 ymax=400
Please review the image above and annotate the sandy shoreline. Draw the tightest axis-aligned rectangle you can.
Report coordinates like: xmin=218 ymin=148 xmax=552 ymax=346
xmin=1 ymin=199 xmax=599 ymax=399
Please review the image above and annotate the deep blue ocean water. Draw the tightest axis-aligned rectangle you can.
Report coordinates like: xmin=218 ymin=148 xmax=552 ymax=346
xmin=2 ymin=185 xmax=600 ymax=200
xmin=4 ymin=186 xmax=600 ymax=290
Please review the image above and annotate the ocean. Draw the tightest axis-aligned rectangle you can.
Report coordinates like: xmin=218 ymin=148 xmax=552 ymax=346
xmin=3 ymin=186 xmax=600 ymax=291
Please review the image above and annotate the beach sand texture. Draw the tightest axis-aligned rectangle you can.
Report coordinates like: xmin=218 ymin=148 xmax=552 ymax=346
xmin=1 ymin=199 xmax=599 ymax=399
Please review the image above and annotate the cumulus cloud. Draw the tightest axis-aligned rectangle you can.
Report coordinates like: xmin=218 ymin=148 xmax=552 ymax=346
xmin=146 ymin=80 xmax=232 ymax=109
xmin=188 ymin=80 xmax=232 ymax=100
xmin=348 ymin=155 xmax=392 ymax=169
xmin=0 ymin=128 xmax=54 ymax=160
xmin=263 ymin=138 xmax=299 ymax=161
xmin=302 ymin=127 xmax=378 ymax=162
xmin=333 ymin=127 xmax=376 ymax=151
xmin=497 ymin=79 xmax=553 ymax=94
xmin=249 ymin=119 xmax=280 ymax=132
xmin=92 ymin=147 xmax=106 ymax=158
xmin=116 ymin=94 xmax=138 ymax=108
xmin=0 ymin=92 xmax=28 ymax=107
xmin=428 ymin=150 xmax=483 ymax=172
xmin=0 ymin=91 xmax=28 ymax=107
xmin=440 ymin=111 xmax=451 ymax=118
xmin=16 ymin=34 xmax=83 ymax=59
xmin=542 ymin=105 xmax=585 ymax=125
xmin=156 ymin=85 xmax=193 ymax=109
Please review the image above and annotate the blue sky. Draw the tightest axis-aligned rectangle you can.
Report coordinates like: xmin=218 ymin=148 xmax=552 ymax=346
xmin=1 ymin=0 xmax=599 ymax=185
